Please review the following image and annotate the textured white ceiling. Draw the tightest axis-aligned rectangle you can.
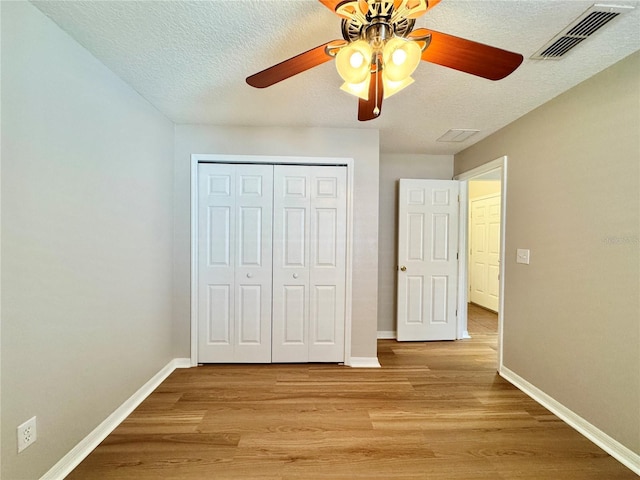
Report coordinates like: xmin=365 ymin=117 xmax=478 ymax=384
xmin=32 ymin=0 xmax=640 ymax=154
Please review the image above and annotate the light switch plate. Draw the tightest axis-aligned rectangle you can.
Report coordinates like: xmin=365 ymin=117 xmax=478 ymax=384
xmin=516 ymin=249 xmax=530 ymax=265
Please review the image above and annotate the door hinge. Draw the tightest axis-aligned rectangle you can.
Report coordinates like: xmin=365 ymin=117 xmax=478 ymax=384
xmin=456 ymin=252 xmax=459 ymax=260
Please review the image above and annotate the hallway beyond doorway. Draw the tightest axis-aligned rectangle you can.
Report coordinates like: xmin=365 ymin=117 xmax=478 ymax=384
xmin=467 ymin=302 xmax=498 ymax=335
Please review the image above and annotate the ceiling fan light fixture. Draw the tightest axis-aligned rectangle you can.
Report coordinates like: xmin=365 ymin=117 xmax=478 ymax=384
xmin=340 ymin=77 xmax=371 ymax=100
xmin=336 ymin=40 xmax=373 ymax=84
xmin=382 ymin=36 xmax=421 ymax=82
xmin=382 ymin=74 xmax=414 ymax=99
xmin=246 ymin=0 xmax=523 ymax=121
xmin=350 ymin=51 xmax=365 ymax=68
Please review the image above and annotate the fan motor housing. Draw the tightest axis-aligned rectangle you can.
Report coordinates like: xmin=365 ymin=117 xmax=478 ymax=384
xmin=341 ymin=15 xmax=415 ymax=43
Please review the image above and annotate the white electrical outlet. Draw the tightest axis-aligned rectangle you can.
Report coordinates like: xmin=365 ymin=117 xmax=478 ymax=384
xmin=17 ymin=416 xmax=37 ymax=453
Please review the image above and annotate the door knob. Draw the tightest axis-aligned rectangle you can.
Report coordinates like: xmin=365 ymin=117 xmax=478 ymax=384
xmin=293 ymin=273 xmax=299 ymax=279
xmin=400 ymin=266 xmax=407 ymax=272
xmin=246 ymin=273 xmax=253 ymax=278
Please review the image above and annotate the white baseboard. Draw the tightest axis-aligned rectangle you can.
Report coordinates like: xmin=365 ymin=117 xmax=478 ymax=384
xmin=348 ymin=356 xmax=381 ymax=368
xmin=500 ymin=366 xmax=640 ymax=475
xmin=172 ymin=357 xmax=192 ymax=369
xmin=377 ymin=331 xmax=396 ymax=339
xmin=40 ymin=358 xmax=191 ymax=480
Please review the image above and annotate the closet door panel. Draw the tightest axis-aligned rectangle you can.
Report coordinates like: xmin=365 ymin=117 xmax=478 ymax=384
xmin=272 ymin=166 xmax=310 ymax=362
xmin=237 ymin=285 xmax=262 ymax=343
xmin=207 ymin=285 xmax=231 ymax=344
xmin=234 ymin=165 xmax=273 ymax=363
xmin=309 ymin=167 xmax=347 ymax=362
xmin=312 ymin=285 xmax=338 ymax=342
xmin=284 ymin=208 xmax=306 ymax=266
xmin=198 ymin=164 xmax=236 ymax=361
xmin=198 ymin=163 xmax=273 ymax=363
xmin=282 ymin=285 xmax=306 ymax=343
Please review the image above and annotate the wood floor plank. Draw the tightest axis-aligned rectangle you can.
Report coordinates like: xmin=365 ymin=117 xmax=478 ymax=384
xmin=66 ymin=310 xmax=636 ymax=479
xmin=197 ymin=404 xmax=373 ymax=434
xmin=112 ymin=410 xmax=207 ymax=435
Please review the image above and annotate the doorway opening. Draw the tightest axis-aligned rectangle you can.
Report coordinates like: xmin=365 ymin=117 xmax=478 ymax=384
xmin=455 ymin=156 xmax=507 ymax=370
xmin=467 ymin=169 xmax=501 ymax=335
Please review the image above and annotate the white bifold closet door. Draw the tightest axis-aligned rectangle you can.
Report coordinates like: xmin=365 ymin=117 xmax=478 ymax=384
xmin=198 ymin=163 xmax=346 ymax=364
xmin=272 ymin=166 xmax=346 ymax=363
xmin=198 ymin=163 xmax=273 ymax=363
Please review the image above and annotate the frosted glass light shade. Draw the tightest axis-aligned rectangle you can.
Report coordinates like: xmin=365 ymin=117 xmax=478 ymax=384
xmin=336 ymin=40 xmax=373 ymax=84
xmin=382 ymin=74 xmax=414 ymax=99
xmin=340 ymin=77 xmax=370 ymax=100
xmin=382 ymin=37 xmax=421 ymax=82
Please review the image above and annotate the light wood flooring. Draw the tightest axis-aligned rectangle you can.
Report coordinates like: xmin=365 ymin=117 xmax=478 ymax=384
xmin=68 ymin=307 xmax=635 ymax=479
xmin=467 ymin=302 xmax=499 ymax=335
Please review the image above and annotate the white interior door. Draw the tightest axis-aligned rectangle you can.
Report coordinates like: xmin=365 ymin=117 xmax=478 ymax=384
xmin=198 ymin=163 xmax=273 ymax=363
xmin=397 ymin=179 xmax=459 ymax=341
xmin=470 ymin=194 xmax=501 ymax=311
xmin=272 ymin=166 xmax=346 ymax=362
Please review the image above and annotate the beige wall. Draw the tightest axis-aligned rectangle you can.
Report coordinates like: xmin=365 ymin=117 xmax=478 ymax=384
xmin=1 ymin=2 xmax=176 ymax=478
xmin=377 ymin=154 xmax=453 ymax=334
xmin=174 ymin=125 xmax=380 ymax=359
xmin=455 ymin=51 xmax=640 ymax=454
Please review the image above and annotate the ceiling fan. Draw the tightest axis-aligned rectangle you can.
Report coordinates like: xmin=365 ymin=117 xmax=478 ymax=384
xmin=246 ymin=0 xmax=524 ymax=121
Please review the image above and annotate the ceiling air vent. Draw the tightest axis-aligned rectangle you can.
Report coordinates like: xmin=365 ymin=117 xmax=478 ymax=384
xmin=437 ymin=129 xmax=480 ymax=143
xmin=531 ymin=4 xmax=634 ymax=60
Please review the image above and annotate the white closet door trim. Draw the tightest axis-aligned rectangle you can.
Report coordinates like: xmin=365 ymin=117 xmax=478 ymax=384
xmin=190 ymin=154 xmax=354 ymax=366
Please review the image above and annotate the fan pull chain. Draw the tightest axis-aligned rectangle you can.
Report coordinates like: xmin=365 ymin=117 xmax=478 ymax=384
xmin=373 ymin=57 xmax=381 ymax=116
xmin=374 ymin=82 xmax=380 ymax=115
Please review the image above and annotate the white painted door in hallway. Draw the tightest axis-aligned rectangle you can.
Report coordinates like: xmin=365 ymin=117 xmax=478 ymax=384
xmin=470 ymin=194 xmax=501 ymax=312
xmin=397 ymin=179 xmax=459 ymax=341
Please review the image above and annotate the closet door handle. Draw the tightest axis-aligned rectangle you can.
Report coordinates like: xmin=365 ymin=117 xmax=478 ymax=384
xmin=293 ymin=273 xmax=299 ymax=279
xmin=246 ymin=273 xmax=253 ymax=278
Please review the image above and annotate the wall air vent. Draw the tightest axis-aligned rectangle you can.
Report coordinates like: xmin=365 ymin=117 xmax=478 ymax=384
xmin=531 ymin=4 xmax=634 ymax=60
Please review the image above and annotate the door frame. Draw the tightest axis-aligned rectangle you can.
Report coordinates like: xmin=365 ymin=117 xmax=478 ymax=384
xmin=190 ymin=154 xmax=354 ymax=366
xmin=454 ymin=156 xmax=507 ymax=370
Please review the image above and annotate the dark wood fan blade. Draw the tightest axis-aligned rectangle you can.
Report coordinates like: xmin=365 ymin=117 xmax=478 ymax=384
xmin=318 ymin=0 xmax=343 ymax=13
xmin=393 ymin=0 xmax=441 ymax=19
xmin=246 ymin=42 xmax=338 ymax=88
xmin=425 ymin=0 xmax=442 ymax=13
xmin=409 ymin=28 xmax=523 ymax=80
xmin=358 ymin=68 xmax=384 ymax=121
